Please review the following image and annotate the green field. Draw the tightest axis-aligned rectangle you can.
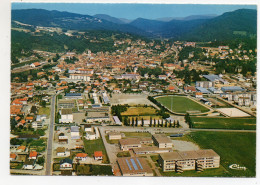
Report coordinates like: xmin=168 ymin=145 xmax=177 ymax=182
xmin=187 ymin=131 xmax=256 ymax=177
xmin=191 ymin=117 xmax=256 ymax=130
xmin=123 ymin=132 xmax=151 ymax=138
xmin=156 ymin=96 xmax=209 ymax=113
xmin=83 ymin=138 xmax=109 ymax=163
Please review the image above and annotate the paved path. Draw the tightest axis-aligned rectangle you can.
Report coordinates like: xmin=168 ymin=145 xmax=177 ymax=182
xmin=45 ymin=95 xmax=56 ymax=176
xmin=147 ymin=156 xmax=161 ymax=177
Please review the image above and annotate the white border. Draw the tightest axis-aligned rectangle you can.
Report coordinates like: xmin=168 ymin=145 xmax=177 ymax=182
xmin=1 ymin=0 xmax=259 ymax=185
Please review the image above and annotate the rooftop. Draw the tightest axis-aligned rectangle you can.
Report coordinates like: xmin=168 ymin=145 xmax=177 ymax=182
xmin=117 ymin=157 xmax=153 ymax=175
xmin=160 ymin=149 xmax=219 ymax=161
xmin=152 ymin=134 xmax=172 ymax=144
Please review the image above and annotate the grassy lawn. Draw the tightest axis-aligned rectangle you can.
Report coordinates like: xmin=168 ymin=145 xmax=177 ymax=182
xmin=10 ymin=162 xmax=23 ymax=169
xmin=83 ymin=138 xmax=109 ymax=163
xmin=105 ymin=136 xmax=119 ymax=144
xmin=76 ymin=164 xmax=113 ymax=176
xmin=156 ymin=96 xmax=209 ymax=113
xmin=150 ymin=155 xmax=159 ymax=162
xmin=191 ymin=117 xmax=256 ymax=130
xmin=123 ymin=132 xmax=151 ymax=138
xmin=121 ymin=106 xmax=157 ymax=116
xmin=117 ymin=151 xmax=131 ymax=157
xmin=186 ymin=131 xmax=256 ymax=177
xmin=38 ymin=107 xmax=50 ymax=117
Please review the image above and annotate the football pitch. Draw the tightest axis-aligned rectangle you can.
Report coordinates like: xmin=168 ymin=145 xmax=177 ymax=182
xmin=156 ymin=95 xmax=209 ymax=113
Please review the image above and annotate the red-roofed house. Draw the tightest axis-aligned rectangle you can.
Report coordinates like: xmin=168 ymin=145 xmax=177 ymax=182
xmin=10 ymin=153 xmax=17 ymax=161
xmin=75 ymin=153 xmax=88 ymax=161
xmin=29 ymin=151 xmax=38 ymax=160
xmin=195 ymin=92 xmax=203 ymax=98
xmin=94 ymin=151 xmax=103 ymax=161
xmin=168 ymin=86 xmax=175 ymax=92
xmin=30 ymin=62 xmax=41 ymax=68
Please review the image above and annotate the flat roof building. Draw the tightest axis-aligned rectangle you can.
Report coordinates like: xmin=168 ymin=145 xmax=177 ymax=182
xmin=119 ymin=138 xmax=142 ymax=151
xmin=159 ymin=149 xmax=220 ymax=172
xmin=117 ymin=157 xmax=153 ymax=176
xmin=152 ymin=134 xmax=173 ymax=149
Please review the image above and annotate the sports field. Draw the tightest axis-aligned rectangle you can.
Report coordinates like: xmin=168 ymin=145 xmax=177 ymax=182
xmin=156 ymin=96 xmax=209 ymax=113
xmin=191 ymin=117 xmax=256 ymax=130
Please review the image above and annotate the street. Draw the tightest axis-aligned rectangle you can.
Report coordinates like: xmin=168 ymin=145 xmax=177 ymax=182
xmin=45 ymin=95 xmax=56 ymax=175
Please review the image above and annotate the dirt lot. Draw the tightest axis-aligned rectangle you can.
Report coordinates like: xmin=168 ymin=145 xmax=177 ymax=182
xmin=110 ymin=93 xmax=153 ymax=105
xmin=217 ymin=108 xmax=250 ymax=117
xmin=172 ymin=140 xmax=200 ymax=151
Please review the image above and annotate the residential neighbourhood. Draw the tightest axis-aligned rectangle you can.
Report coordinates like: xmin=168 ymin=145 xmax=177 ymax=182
xmin=9 ymin=3 xmax=257 ymax=178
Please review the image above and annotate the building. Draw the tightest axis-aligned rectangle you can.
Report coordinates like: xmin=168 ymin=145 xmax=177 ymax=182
xmin=117 ymin=157 xmax=153 ymax=176
xmin=29 ymin=151 xmax=38 ymax=160
xmin=86 ymin=112 xmax=110 ymax=123
xmin=64 ymin=93 xmax=82 ymax=99
xmin=133 ymin=147 xmax=173 ymax=155
xmin=85 ymin=131 xmax=96 ymax=140
xmin=221 ymin=86 xmax=245 ymax=93
xmin=32 ymin=121 xmax=43 ymax=129
xmin=59 ymin=109 xmax=73 ymax=123
xmin=119 ymin=138 xmax=142 ymax=151
xmin=10 ymin=153 xmax=17 ymax=161
xmin=71 ymin=126 xmax=80 ymax=139
xmin=23 ymin=159 xmax=36 ymax=170
xmin=108 ymin=132 xmax=122 ymax=140
xmin=75 ymin=153 xmax=88 ymax=161
xmin=152 ymin=134 xmax=173 ymax=149
xmin=69 ymin=73 xmax=91 ymax=82
xmin=56 ymin=147 xmax=70 ymax=157
xmin=196 ymin=81 xmax=214 ymax=88
xmin=195 ymin=92 xmax=203 ymax=98
xmin=60 ymin=158 xmax=73 ymax=170
xmin=58 ymin=133 xmax=68 ymax=144
xmin=113 ymin=116 xmax=122 ymax=125
xmin=159 ymin=149 xmax=220 ymax=172
xmin=58 ymin=99 xmax=75 ymax=109
xmin=94 ymin=151 xmax=103 ymax=161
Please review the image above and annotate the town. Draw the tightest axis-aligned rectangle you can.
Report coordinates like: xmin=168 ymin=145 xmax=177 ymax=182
xmin=10 ymin=6 xmax=257 ymax=177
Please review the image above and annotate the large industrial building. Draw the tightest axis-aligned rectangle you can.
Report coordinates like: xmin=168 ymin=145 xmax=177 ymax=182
xmin=117 ymin=157 xmax=153 ymax=176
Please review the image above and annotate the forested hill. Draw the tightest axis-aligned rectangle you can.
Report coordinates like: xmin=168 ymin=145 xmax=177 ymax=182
xmin=181 ymin=9 xmax=257 ymax=41
xmin=11 ymin=8 xmax=257 ymax=41
xmin=11 ymin=9 xmax=149 ymax=37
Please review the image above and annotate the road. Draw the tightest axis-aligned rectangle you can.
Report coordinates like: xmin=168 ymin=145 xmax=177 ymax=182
xmin=45 ymin=95 xmax=56 ymax=175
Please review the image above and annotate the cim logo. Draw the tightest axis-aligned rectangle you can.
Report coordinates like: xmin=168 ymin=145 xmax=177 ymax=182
xmin=229 ymin=164 xmax=247 ymax=170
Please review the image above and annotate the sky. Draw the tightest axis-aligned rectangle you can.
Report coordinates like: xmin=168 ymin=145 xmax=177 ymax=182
xmin=11 ymin=3 xmax=257 ymax=20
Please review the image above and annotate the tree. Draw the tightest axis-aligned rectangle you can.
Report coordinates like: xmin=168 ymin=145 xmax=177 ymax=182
xmin=165 ymin=120 xmax=168 ymax=127
xmin=41 ymin=100 xmax=46 ymax=108
xmin=153 ymin=119 xmax=156 ymax=127
xmin=173 ymin=120 xmax=176 ymax=128
xmin=135 ymin=117 xmax=138 ymax=127
xmin=124 ymin=117 xmax=128 ymax=126
xmin=141 ymin=118 xmax=144 ymax=127
xmin=10 ymin=118 xmax=17 ymax=130
xmin=177 ymin=120 xmax=180 ymax=128
xmin=149 ymin=117 xmax=152 ymax=127
xmin=132 ymin=117 xmax=134 ymax=127
xmin=158 ymin=120 xmax=160 ymax=127
xmin=55 ymin=74 xmax=59 ymax=81
xmin=37 ymin=156 xmax=45 ymax=165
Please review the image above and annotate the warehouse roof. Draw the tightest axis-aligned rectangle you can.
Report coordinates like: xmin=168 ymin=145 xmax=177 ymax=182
xmin=117 ymin=157 xmax=153 ymax=175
